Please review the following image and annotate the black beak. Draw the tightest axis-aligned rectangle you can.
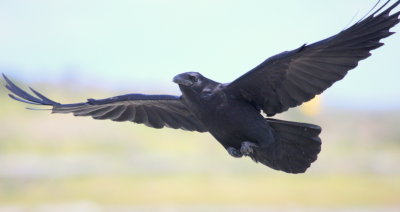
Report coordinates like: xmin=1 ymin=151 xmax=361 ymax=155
xmin=173 ymin=74 xmax=193 ymax=86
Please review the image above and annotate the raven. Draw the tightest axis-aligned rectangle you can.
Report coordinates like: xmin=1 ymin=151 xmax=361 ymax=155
xmin=3 ymin=1 xmax=400 ymax=173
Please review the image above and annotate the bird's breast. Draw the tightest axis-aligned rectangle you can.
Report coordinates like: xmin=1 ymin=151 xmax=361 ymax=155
xmin=182 ymin=89 xmax=267 ymax=136
xmin=199 ymin=98 xmax=265 ymax=131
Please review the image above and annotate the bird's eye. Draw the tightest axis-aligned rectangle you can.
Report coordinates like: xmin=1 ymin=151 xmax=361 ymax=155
xmin=189 ymin=75 xmax=198 ymax=82
xmin=201 ymin=89 xmax=212 ymax=98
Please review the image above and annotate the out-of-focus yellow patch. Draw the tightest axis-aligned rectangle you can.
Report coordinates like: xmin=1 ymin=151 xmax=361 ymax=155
xmin=300 ymin=95 xmax=321 ymax=116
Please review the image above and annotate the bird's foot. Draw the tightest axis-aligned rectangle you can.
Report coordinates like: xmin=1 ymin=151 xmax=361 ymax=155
xmin=240 ymin=141 xmax=259 ymax=156
xmin=227 ymin=147 xmax=243 ymax=158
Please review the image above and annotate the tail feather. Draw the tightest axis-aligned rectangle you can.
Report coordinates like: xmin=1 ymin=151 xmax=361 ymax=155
xmin=253 ymin=118 xmax=322 ymax=174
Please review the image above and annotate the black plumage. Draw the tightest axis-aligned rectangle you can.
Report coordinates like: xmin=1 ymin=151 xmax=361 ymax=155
xmin=3 ymin=1 xmax=400 ymax=173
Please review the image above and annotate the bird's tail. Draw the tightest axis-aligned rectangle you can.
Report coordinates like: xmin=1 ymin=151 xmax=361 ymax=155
xmin=253 ymin=118 xmax=322 ymax=174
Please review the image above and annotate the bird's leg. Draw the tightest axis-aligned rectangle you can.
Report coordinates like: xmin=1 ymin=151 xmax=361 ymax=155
xmin=227 ymin=147 xmax=243 ymax=158
xmin=240 ymin=141 xmax=259 ymax=156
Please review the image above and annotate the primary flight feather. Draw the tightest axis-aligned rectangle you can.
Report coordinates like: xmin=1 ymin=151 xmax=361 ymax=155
xmin=4 ymin=0 xmax=400 ymax=173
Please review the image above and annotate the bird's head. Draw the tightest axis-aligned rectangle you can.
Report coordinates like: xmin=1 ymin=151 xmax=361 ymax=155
xmin=173 ymin=72 xmax=207 ymax=89
xmin=173 ymin=72 xmax=219 ymax=98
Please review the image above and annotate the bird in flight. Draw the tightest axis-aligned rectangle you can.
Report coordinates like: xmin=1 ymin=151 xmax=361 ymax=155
xmin=3 ymin=1 xmax=400 ymax=173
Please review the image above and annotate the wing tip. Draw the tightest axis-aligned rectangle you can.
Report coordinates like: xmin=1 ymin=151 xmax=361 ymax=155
xmin=2 ymin=74 xmax=59 ymax=107
xmin=372 ymin=0 xmax=400 ymax=17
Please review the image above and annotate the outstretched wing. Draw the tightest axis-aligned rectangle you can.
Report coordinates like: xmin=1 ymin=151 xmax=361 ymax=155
xmin=3 ymin=75 xmax=207 ymax=132
xmin=226 ymin=0 xmax=400 ymax=116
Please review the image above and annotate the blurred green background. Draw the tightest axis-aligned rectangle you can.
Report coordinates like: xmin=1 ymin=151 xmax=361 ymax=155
xmin=1 ymin=0 xmax=400 ymax=211
xmin=1 ymin=83 xmax=399 ymax=211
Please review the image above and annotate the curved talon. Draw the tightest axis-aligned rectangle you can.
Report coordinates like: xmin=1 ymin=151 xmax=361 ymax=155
xmin=227 ymin=147 xmax=243 ymax=158
xmin=240 ymin=141 xmax=259 ymax=156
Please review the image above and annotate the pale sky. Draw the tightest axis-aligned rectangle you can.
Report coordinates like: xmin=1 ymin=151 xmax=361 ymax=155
xmin=0 ymin=0 xmax=399 ymax=110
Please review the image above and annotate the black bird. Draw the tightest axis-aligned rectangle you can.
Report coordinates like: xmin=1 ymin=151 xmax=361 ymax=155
xmin=3 ymin=1 xmax=400 ymax=173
